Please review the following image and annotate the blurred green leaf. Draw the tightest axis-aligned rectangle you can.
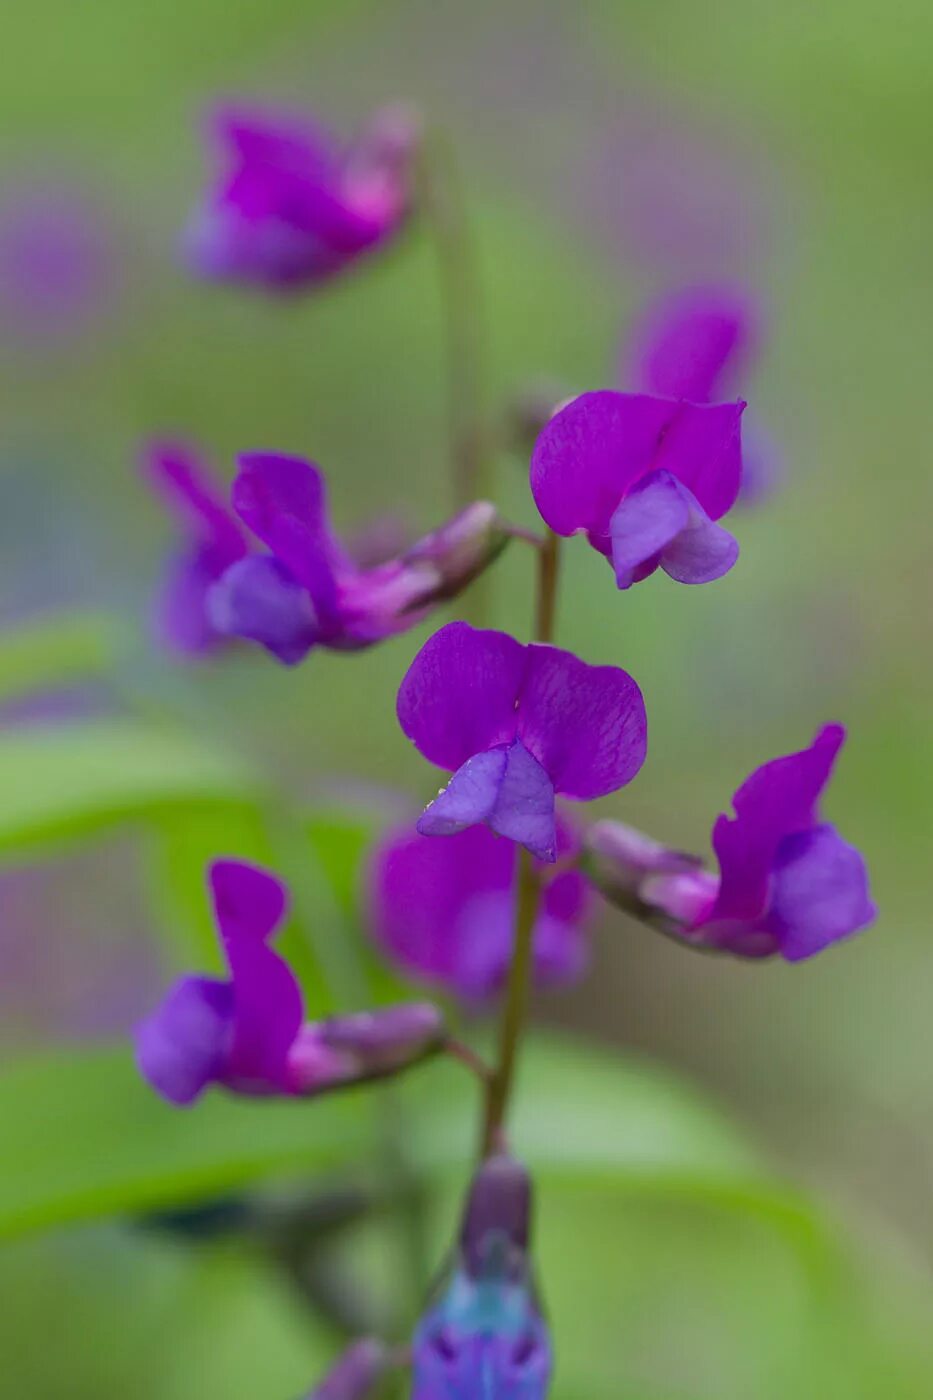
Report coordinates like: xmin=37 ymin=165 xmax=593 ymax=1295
xmin=0 ymin=719 xmax=263 ymax=857
xmin=0 ymin=1045 xmax=372 ymax=1241
xmin=0 ymin=612 xmax=124 ymax=707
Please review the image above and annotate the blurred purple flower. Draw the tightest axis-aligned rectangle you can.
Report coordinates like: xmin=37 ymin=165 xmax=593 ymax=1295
xmin=0 ymin=179 xmax=116 ymax=351
xmin=209 ymin=453 xmax=507 ymax=664
xmin=584 ymin=724 xmax=876 ymax=961
xmin=624 ymin=284 xmax=780 ymax=502
xmin=368 ymin=817 xmax=592 ymax=1000
xmin=142 ymin=440 xmax=249 ymax=657
xmin=135 ymin=858 xmax=444 ymax=1105
xmin=396 ymin=621 xmax=647 ymax=863
xmin=185 ymin=102 xmax=420 ymax=292
xmin=530 ymin=389 xmax=745 ymax=591
xmin=413 ymin=1154 xmax=551 ymax=1400
xmin=304 ymin=1339 xmax=388 ymax=1400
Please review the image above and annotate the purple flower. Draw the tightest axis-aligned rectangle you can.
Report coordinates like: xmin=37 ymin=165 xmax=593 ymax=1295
xmin=209 ymin=453 xmax=508 ymax=664
xmin=412 ymin=1155 xmax=551 ymax=1400
xmin=530 ymin=388 xmax=745 ymax=591
xmin=625 ymin=284 xmax=780 ymax=503
xmin=135 ymin=858 xmax=445 ymax=1104
xmin=142 ymin=440 xmax=248 ymax=656
xmin=185 ymin=103 xmax=420 ymax=292
xmin=303 ymin=1340 xmax=388 ymax=1400
xmin=396 ymin=621 xmax=647 ymax=863
xmin=584 ymin=724 xmax=876 ymax=961
xmin=368 ymin=818 xmax=592 ymax=1000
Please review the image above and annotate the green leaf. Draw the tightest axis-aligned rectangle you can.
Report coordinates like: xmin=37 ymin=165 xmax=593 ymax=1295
xmin=0 ymin=1045 xmax=372 ymax=1241
xmin=0 ymin=720 xmax=262 ymax=857
xmin=0 ymin=612 xmax=124 ymax=707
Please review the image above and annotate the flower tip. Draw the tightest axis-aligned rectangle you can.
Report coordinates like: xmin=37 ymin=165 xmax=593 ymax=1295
xmin=304 ymin=1338 xmax=389 ymax=1400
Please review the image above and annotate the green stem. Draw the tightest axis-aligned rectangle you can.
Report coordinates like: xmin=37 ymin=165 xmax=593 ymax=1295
xmin=419 ymin=131 xmax=488 ymax=510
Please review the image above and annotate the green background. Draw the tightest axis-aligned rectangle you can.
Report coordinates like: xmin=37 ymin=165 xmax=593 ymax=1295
xmin=1 ymin=1 xmax=931 ymax=1396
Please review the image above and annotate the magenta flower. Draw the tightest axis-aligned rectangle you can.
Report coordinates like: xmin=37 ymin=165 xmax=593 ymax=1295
xmin=368 ymin=818 xmax=592 ymax=1000
xmin=396 ymin=622 xmax=647 ymax=863
xmin=625 ymin=284 xmax=779 ymax=502
xmin=584 ymin=724 xmax=876 ymax=961
xmin=412 ymin=1155 xmax=551 ymax=1400
xmin=185 ymin=103 xmax=420 ymax=292
xmin=142 ymin=440 xmax=248 ymax=656
xmin=135 ymin=859 xmax=444 ymax=1104
xmin=530 ymin=389 xmax=745 ymax=591
xmin=209 ymin=453 xmax=507 ymax=664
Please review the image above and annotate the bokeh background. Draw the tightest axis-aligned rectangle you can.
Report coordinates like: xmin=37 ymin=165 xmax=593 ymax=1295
xmin=2 ymin=1 xmax=932 ymax=1396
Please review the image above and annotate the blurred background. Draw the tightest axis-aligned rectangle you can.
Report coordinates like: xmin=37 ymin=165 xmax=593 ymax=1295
xmin=2 ymin=1 xmax=932 ymax=1396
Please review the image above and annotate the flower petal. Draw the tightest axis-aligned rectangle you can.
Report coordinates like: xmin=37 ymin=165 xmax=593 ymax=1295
xmin=397 ymin=622 xmax=526 ymax=771
xmin=659 ymin=507 xmax=739 ymax=585
xmin=628 ymin=284 xmax=759 ymax=403
xmin=156 ymin=547 xmax=229 ymax=655
xmin=517 ymin=644 xmax=647 ymax=799
xmin=609 ymin=469 xmax=691 ymax=589
xmin=209 ymin=860 xmax=302 ymax=1092
xmin=418 ymin=739 xmax=557 ymax=861
xmin=709 ymin=724 xmax=846 ymax=923
xmin=209 ymin=553 xmax=319 ymax=664
xmin=656 ymin=397 xmax=745 ymax=520
xmin=135 ymin=975 xmax=233 ymax=1106
xmin=768 ymin=824 xmax=876 ymax=962
xmin=143 ymin=440 xmax=245 ymax=562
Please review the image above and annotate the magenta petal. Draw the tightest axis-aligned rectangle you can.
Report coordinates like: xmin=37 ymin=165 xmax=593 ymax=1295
xmin=768 ymin=824 xmax=876 ymax=962
xmin=397 ymin=622 xmax=526 ymax=772
xmin=209 ymin=554 xmax=319 ymax=664
xmin=209 ymin=860 xmax=303 ymax=1092
xmin=143 ymin=440 xmax=245 ymax=562
xmin=232 ymin=453 xmax=345 ymax=613
xmin=518 ymin=645 xmax=647 ymax=800
xmin=157 ymin=548 xmax=228 ymax=655
xmin=609 ymin=469 xmax=691 ymax=589
xmin=418 ymin=740 xmax=557 ymax=861
xmin=709 ymin=724 xmax=846 ymax=923
xmin=135 ymin=976 xmax=233 ymax=1106
xmin=628 ymin=285 xmax=759 ymax=403
xmin=655 ymin=397 xmax=744 ymax=520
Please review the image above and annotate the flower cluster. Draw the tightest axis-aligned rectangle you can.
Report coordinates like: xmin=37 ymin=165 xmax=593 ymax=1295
xmin=134 ymin=95 xmax=875 ymax=1400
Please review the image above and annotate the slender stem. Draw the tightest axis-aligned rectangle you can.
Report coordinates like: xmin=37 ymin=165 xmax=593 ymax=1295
xmin=445 ymin=1036 xmax=494 ymax=1084
xmin=418 ymin=131 xmax=488 ymax=510
xmin=481 ymin=849 xmax=542 ymax=1155
xmin=535 ymin=529 xmax=561 ymax=643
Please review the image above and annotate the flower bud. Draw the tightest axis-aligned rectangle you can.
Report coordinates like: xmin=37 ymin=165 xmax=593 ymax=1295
xmin=304 ymin=1339 xmax=388 ymax=1400
xmin=286 ymin=1002 xmax=445 ymax=1094
xmin=401 ymin=501 xmax=509 ymax=608
xmin=581 ymin=819 xmax=712 ymax=927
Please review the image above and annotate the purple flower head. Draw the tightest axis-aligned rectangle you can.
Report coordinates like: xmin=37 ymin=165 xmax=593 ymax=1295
xmin=584 ymin=725 xmax=876 ymax=961
xmin=368 ymin=817 xmax=592 ymax=1001
xmin=413 ymin=1155 xmax=551 ymax=1400
xmin=396 ymin=622 xmax=647 ymax=863
xmin=530 ymin=389 xmax=744 ymax=591
xmin=209 ymin=453 xmax=508 ymax=664
xmin=303 ymin=1339 xmax=388 ymax=1400
xmin=142 ymin=440 xmax=249 ymax=656
xmin=135 ymin=859 xmax=445 ymax=1104
xmin=625 ymin=284 xmax=780 ymax=504
xmin=185 ymin=102 xmax=420 ymax=292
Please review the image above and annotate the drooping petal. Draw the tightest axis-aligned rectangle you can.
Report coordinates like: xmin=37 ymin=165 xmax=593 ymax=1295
xmin=418 ymin=740 xmax=557 ymax=861
xmin=135 ymin=975 xmax=233 ymax=1106
xmin=232 ymin=453 xmax=347 ymax=616
xmin=156 ymin=547 xmax=230 ymax=655
xmin=209 ymin=553 xmax=320 ymax=664
xmin=517 ymin=644 xmax=647 ymax=800
xmin=143 ymin=440 xmax=245 ymax=562
xmin=529 ymin=390 xmax=744 ymax=540
xmin=209 ymin=860 xmax=303 ymax=1092
xmin=397 ymin=622 xmax=526 ymax=771
xmin=709 ymin=724 xmax=846 ymax=924
xmin=609 ymin=469 xmax=691 ymax=589
xmin=628 ymin=284 xmax=759 ymax=403
xmin=767 ymin=824 xmax=876 ymax=962
xmin=658 ymin=500 xmax=739 ymax=585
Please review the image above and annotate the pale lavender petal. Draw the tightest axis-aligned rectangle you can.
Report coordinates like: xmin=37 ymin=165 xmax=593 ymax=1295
xmin=518 ymin=644 xmax=647 ymax=800
xmin=418 ymin=739 xmax=556 ymax=861
xmin=659 ymin=508 xmax=739 ymax=585
xmin=628 ymin=285 xmax=759 ymax=403
xmin=232 ymin=453 xmax=346 ymax=614
xmin=609 ymin=469 xmax=690 ymax=589
xmin=135 ymin=976 xmax=233 ymax=1106
xmin=767 ymin=824 xmax=876 ymax=962
xmin=209 ymin=554 xmax=319 ymax=665
xmin=709 ymin=724 xmax=846 ymax=924
xmin=397 ymin=623 xmax=526 ymax=771
xmin=209 ymin=860 xmax=302 ymax=1092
